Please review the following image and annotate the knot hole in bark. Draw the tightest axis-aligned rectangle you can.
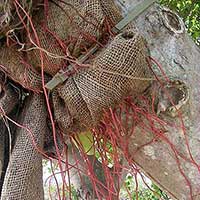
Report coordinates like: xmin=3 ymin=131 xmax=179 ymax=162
xmin=161 ymin=7 xmax=185 ymax=34
xmin=156 ymin=80 xmax=189 ymax=117
xmin=121 ymin=30 xmax=135 ymax=40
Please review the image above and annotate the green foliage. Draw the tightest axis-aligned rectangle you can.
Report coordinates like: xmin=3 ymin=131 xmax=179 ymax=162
xmin=73 ymin=131 xmax=95 ymax=155
xmin=159 ymin=0 xmax=200 ymax=46
xmin=120 ymin=175 xmax=171 ymax=200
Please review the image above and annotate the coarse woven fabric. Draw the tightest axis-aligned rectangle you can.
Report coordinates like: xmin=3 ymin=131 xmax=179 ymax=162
xmin=0 ymin=1 xmax=152 ymax=136
xmin=0 ymin=94 xmax=47 ymax=200
xmin=0 ymin=0 xmax=43 ymax=37
xmin=0 ymin=0 xmax=135 ymax=88
xmin=100 ymin=0 xmax=123 ymax=25
xmin=0 ymin=71 xmax=19 ymax=118
xmin=0 ymin=85 xmax=19 ymax=119
xmin=0 ymin=113 xmax=19 ymax=197
xmin=53 ymin=29 xmax=152 ymax=133
xmin=0 ymin=74 xmax=20 ymax=195
xmin=0 ymin=0 xmax=152 ymax=199
xmin=0 ymin=46 xmax=50 ymax=92
xmin=26 ymin=0 xmax=124 ymax=75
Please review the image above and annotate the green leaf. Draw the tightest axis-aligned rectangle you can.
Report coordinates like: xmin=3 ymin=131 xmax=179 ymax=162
xmin=73 ymin=131 xmax=95 ymax=155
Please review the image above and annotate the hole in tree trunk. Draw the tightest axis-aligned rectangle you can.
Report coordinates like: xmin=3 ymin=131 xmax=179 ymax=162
xmin=121 ymin=31 xmax=135 ymax=40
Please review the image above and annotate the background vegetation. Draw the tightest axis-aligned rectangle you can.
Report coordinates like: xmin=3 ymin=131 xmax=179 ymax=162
xmin=160 ymin=0 xmax=200 ymax=46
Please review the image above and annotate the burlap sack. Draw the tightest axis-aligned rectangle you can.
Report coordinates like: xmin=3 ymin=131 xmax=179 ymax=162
xmin=53 ymin=29 xmax=152 ymax=133
xmin=0 ymin=94 xmax=47 ymax=200
xmin=0 ymin=46 xmax=49 ymax=91
xmin=26 ymin=0 xmax=106 ymax=75
xmin=0 ymin=0 xmax=42 ymax=37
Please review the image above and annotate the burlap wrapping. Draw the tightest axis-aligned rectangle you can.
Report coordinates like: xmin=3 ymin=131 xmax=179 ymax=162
xmin=0 ymin=94 xmax=47 ymax=200
xmin=0 ymin=0 xmax=152 ymax=132
xmin=0 ymin=113 xmax=19 ymax=198
xmin=0 ymin=119 xmax=18 ymax=197
xmin=0 ymin=46 xmax=49 ymax=91
xmin=0 ymin=0 xmax=43 ymax=37
xmin=26 ymin=0 xmax=106 ymax=75
xmin=0 ymin=86 xmax=19 ymax=117
xmin=45 ymin=0 xmax=151 ymax=133
xmin=0 ymin=73 xmax=20 ymax=195
xmin=0 ymin=0 xmax=152 ymax=199
xmin=0 ymin=0 xmax=48 ymax=92
xmin=53 ymin=29 xmax=151 ymax=133
xmin=25 ymin=0 xmax=132 ymax=75
xmin=0 ymin=0 xmax=122 ymax=87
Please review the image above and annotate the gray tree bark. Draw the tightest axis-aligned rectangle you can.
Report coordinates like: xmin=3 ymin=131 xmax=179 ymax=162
xmin=113 ymin=1 xmax=200 ymax=200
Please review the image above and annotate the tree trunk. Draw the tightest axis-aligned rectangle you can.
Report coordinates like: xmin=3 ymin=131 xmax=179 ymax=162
xmin=1 ymin=1 xmax=200 ymax=200
xmin=114 ymin=1 xmax=200 ymax=199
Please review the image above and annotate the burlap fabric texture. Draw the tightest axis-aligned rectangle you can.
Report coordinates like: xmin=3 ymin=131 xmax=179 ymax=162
xmin=0 ymin=0 xmax=152 ymax=199
xmin=26 ymin=0 xmax=123 ymax=75
xmin=53 ymin=30 xmax=151 ymax=133
xmin=0 ymin=71 xmax=20 ymax=195
xmin=0 ymin=46 xmax=49 ymax=92
xmin=0 ymin=0 xmax=43 ymax=38
xmin=0 ymin=94 xmax=47 ymax=200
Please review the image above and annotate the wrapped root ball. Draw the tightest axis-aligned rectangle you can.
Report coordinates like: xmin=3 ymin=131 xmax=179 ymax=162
xmin=53 ymin=29 xmax=152 ymax=133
